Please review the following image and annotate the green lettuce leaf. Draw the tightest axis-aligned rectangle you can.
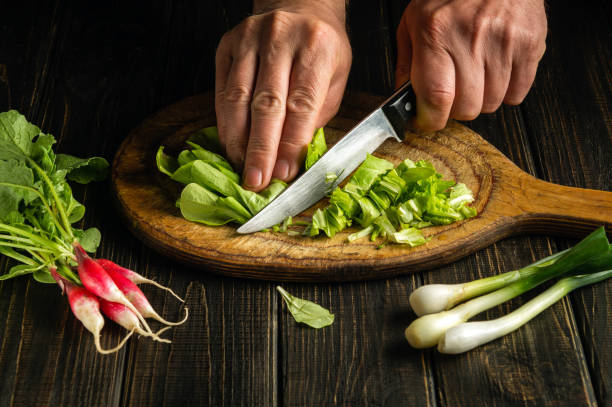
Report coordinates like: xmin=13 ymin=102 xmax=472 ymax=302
xmin=343 ymin=154 xmax=394 ymax=196
xmin=156 ymin=146 xmax=179 ymax=177
xmin=186 ymin=126 xmax=223 ymax=154
xmin=178 ymin=183 xmax=250 ymax=225
xmin=277 ymin=286 xmax=334 ymax=328
xmin=259 ymin=179 xmax=287 ymax=203
xmin=304 ymin=127 xmax=327 ymax=170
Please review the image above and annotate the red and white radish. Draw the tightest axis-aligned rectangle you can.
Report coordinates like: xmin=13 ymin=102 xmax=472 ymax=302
xmin=51 ymin=268 xmax=133 ymax=354
xmin=73 ymin=244 xmax=155 ymax=335
xmin=96 ymin=259 xmax=185 ymax=302
xmin=102 ymin=265 xmax=189 ymax=326
xmin=99 ymin=299 xmax=172 ymax=343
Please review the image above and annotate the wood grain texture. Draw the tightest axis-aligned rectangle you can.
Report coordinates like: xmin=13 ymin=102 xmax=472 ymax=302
xmin=519 ymin=1 xmax=612 ymax=405
xmin=112 ymin=92 xmax=612 ymax=282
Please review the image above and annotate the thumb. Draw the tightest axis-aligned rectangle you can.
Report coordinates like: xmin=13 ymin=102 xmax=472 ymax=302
xmin=395 ymin=14 xmax=413 ymax=89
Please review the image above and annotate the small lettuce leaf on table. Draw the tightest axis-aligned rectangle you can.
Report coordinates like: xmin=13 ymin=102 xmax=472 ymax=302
xmin=277 ymin=286 xmax=334 ymax=328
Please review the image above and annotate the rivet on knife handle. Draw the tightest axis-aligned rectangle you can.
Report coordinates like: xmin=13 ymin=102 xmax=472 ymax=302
xmin=382 ymin=81 xmax=417 ymax=139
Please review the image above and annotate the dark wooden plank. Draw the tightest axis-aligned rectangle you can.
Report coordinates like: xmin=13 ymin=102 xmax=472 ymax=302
xmin=1 ymin=1 xmax=277 ymax=406
xmin=422 ymin=107 xmax=598 ymax=406
xmin=346 ymin=0 xmax=395 ymax=95
xmin=280 ymin=278 xmax=436 ymax=406
xmin=48 ymin=1 xmax=277 ymax=406
xmin=119 ymin=255 xmax=277 ymax=406
xmin=0 ymin=2 xmax=131 ymax=406
xmin=519 ymin=0 xmax=612 ymax=405
xmin=281 ymin=2 xmax=434 ymax=405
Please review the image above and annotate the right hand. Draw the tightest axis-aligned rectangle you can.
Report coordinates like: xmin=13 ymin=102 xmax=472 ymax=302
xmin=215 ymin=4 xmax=352 ymax=191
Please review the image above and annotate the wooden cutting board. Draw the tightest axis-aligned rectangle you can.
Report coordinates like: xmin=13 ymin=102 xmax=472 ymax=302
xmin=111 ymin=93 xmax=612 ymax=282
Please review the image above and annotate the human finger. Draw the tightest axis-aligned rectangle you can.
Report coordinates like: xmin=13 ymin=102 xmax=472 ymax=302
xmin=215 ymin=33 xmax=232 ymax=150
xmin=395 ymin=15 xmax=413 ymax=89
xmin=410 ymin=44 xmax=455 ymax=131
xmin=449 ymin=50 xmax=484 ymax=121
xmin=242 ymin=19 xmax=294 ymax=190
xmin=273 ymin=42 xmax=335 ymax=181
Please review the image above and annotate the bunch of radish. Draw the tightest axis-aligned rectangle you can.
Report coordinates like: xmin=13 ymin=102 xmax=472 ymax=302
xmin=0 ymin=110 xmax=188 ymax=354
xmin=51 ymin=244 xmax=187 ymax=354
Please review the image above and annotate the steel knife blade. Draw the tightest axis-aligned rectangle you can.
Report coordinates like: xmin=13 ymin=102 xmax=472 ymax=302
xmin=237 ymin=81 xmax=417 ymax=234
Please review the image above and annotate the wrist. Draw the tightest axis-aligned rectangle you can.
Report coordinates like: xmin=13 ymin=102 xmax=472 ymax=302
xmin=253 ymin=0 xmax=346 ymax=30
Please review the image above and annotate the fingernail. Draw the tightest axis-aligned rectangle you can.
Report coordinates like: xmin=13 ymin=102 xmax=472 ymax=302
xmin=272 ymin=159 xmax=290 ymax=180
xmin=244 ymin=166 xmax=262 ymax=188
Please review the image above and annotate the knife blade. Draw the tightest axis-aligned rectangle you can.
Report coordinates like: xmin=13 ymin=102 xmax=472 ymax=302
xmin=237 ymin=81 xmax=417 ymax=234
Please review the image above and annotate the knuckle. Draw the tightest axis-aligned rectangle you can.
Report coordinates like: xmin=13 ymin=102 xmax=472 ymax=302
xmin=266 ymin=10 xmax=292 ymax=35
xmin=422 ymin=8 xmax=450 ymax=46
xmin=247 ymin=137 xmax=275 ymax=157
xmin=286 ymin=86 xmax=318 ymax=115
xmin=423 ymin=87 xmax=454 ymax=109
xmin=237 ymin=17 xmax=258 ymax=37
xmin=307 ymin=20 xmax=331 ymax=43
xmin=226 ymin=141 xmax=246 ymax=163
xmin=225 ymin=84 xmax=252 ymax=105
xmin=251 ymin=90 xmax=285 ymax=114
xmin=278 ymin=137 xmax=308 ymax=155
xmin=216 ymin=32 xmax=232 ymax=54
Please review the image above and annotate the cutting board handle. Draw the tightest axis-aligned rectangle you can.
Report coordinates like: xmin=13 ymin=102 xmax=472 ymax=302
xmin=516 ymin=174 xmax=612 ymax=237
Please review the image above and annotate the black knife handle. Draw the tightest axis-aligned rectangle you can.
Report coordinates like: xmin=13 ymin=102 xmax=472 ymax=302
xmin=381 ymin=81 xmax=417 ymax=140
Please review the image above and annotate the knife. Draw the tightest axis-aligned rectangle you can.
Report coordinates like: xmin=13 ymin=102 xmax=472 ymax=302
xmin=237 ymin=81 xmax=417 ymax=234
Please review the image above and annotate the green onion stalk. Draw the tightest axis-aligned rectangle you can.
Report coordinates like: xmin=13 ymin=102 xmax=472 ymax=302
xmin=438 ymin=269 xmax=612 ymax=354
xmin=408 ymin=249 xmax=569 ymax=316
xmin=405 ymin=227 xmax=610 ymax=349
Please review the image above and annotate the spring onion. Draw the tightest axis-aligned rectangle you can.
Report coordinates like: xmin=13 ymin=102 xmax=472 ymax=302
xmin=438 ymin=269 xmax=612 ymax=354
xmin=405 ymin=227 xmax=610 ymax=348
xmin=409 ymin=249 xmax=568 ymax=316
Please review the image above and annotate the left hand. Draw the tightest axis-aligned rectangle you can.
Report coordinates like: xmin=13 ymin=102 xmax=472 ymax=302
xmin=395 ymin=0 xmax=547 ymax=131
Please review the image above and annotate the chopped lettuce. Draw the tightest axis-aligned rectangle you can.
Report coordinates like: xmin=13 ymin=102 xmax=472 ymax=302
xmin=305 ymin=149 xmax=477 ymax=246
xmin=157 ymin=126 xmax=477 ymax=247
xmin=304 ymin=128 xmax=327 ymax=170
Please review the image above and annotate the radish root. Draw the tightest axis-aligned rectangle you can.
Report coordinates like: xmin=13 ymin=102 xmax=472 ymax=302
xmin=94 ymin=329 xmax=134 ymax=355
xmin=149 ymin=307 xmax=189 ymax=326
xmin=140 ymin=278 xmax=185 ymax=303
xmin=134 ymin=326 xmax=172 ymax=344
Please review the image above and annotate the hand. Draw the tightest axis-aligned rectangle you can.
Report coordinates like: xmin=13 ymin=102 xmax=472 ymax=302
xmin=215 ymin=1 xmax=351 ymax=191
xmin=395 ymin=0 xmax=547 ymax=130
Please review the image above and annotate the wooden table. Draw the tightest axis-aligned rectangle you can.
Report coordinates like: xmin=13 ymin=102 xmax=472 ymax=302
xmin=1 ymin=1 xmax=610 ymax=405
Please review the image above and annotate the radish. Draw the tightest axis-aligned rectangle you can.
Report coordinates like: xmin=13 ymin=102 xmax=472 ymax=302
xmin=99 ymin=299 xmax=172 ymax=343
xmin=50 ymin=268 xmax=133 ymax=354
xmin=96 ymin=259 xmax=185 ymax=302
xmin=102 ymin=265 xmax=189 ymax=326
xmin=73 ymin=244 xmax=155 ymax=336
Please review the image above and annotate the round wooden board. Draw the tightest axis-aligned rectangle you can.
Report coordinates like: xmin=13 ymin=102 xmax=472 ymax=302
xmin=112 ymin=92 xmax=612 ymax=281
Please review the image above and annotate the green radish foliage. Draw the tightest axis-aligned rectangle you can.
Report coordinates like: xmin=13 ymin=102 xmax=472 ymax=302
xmin=0 ymin=110 xmax=109 ymax=282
